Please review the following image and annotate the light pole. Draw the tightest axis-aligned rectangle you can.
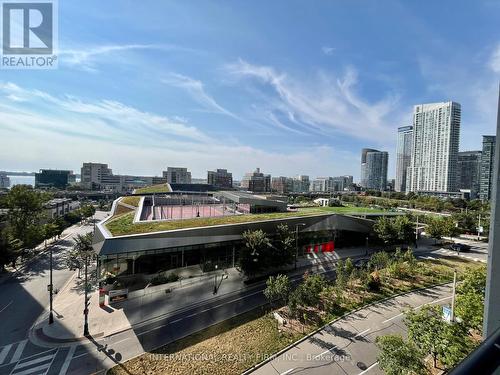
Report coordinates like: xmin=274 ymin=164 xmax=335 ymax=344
xmin=477 ymin=213 xmax=482 ymax=241
xmin=48 ymin=245 xmax=54 ymax=324
xmin=451 ymin=269 xmax=457 ymax=322
xmin=295 ymin=223 xmax=306 ymax=270
xmin=415 ymin=215 xmax=419 ymax=249
xmin=213 ymin=264 xmax=218 ymax=294
xmin=83 ymin=254 xmax=89 ymax=336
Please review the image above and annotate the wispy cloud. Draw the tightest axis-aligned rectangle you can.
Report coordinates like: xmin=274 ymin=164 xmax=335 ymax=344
xmin=321 ymin=46 xmax=336 ymax=56
xmin=225 ymin=59 xmax=401 ymax=142
xmin=489 ymin=43 xmax=500 ymax=73
xmin=0 ymin=82 xmax=357 ymax=178
xmin=60 ymin=44 xmax=188 ymax=72
xmin=162 ymin=73 xmax=239 ymax=120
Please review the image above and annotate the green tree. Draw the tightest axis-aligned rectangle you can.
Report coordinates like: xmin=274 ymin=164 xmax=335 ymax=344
xmin=6 ymin=185 xmax=49 ymax=254
xmin=442 ymin=217 xmax=460 ymax=239
xmin=455 ymin=267 xmax=486 ymax=332
xmin=80 ymin=204 xmax=96 ymax=222
xmin=425 ymin=217 xmax=445 ymax=244
xmin=240 ymin=229 xmax=271 ymax=276
xmin=373 ymin=216 xmax=397 ymax=245
xmin=273 ymin=223 xmax=295 ymax=268
xmin=0 ymin=227 xmax=23 ymax=271
xmin=369 ymin=251 xmax=390 ymax=271
xmin=405 ymin=304 xmax=444 ymax=368
xmin=66 ymin=233 xmax=94 ymax=278
xmin=335 ymin=259 xmax=347 ymax=288
xmin=437 ymin=321 xmax=477 ymax=369
xmin=376 ymin=335 xmax=426 ymax=375
xmin=394 ymin=215 xmax=415 ymax=244
xmin=264 ymin=274 xmax=291 ymax=307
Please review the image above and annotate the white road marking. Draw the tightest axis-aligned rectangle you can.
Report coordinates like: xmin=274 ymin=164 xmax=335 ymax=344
xmin=58 ymin=345 xmax=76 ymax=375
xmin=0 ymin=344 xmax=13 ymax=364
xmin=10 ymin=340 xmax=27 ymax=363
xmin=383 ymin=296 xmax=452 ymax=323
xmin=12 ymin=354 xmax=54 ymax=370
xmin=9 ymin=349 xmax=57 ymax=375
xmin=0 ymin=301 xmax=13 ymax=314
xmin=354 ymin=328 xmax=371 ymax=338
xmin=170 ymin=318 xmax=183 ymax=324
xmin=280 ymin=368 xmax=295 ymax=375
xmin=358 ymin=361 xmax=378 ymax=374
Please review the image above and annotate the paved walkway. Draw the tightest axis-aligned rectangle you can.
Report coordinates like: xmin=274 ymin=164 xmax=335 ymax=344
xmin=248 ymin=283 xmax=453 ymax=375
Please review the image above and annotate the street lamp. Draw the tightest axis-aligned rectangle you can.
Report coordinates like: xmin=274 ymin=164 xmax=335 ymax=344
xmin=83 ymin=254 xmax=90 ymax=336
xmin=295 ymin=223 xmax=306 ymax=270
xmin=213 ymin=264 xmax=218 ymax=295
xmin=48 ymin=245 xmax=54 ymax=324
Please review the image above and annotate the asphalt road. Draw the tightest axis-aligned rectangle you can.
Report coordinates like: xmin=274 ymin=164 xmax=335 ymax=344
xmin=0 ymin=213 xmax=107 ymax=375
xmin=249 ymin=284 xmax=454 ymax=375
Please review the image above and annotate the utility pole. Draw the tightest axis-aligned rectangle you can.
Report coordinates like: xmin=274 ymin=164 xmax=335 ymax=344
xmin=48 ymin=245 xmax=54 ymax=324
xmin=451 ymin=269 xmax=457 ymax=323
xmin=83 ymin=254 xmax=89 ymax=336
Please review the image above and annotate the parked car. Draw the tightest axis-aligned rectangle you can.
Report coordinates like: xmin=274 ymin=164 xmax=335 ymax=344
xmin=450 ymin=243 xmax=471 ymax=253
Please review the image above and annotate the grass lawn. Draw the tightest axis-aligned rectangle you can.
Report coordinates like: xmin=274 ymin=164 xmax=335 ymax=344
xmin=108 ymin=308 xmax=302 ymax=375
xmin=108 ymin=256 xmax=483 ymax=375
xmin=134 ymin=184 xmax=172 ymax=194
xmin=120 ymin=196 xmax=141 ymax=207
xmin=105 ymin=206 xmax=388 ymax=236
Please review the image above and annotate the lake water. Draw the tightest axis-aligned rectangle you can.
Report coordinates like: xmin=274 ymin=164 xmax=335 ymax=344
xmin=7 ymin=175 xmax=35 ymax=187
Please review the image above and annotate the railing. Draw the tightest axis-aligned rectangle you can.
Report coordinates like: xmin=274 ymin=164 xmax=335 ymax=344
xmin=449 ymin=327 xmax=500 ymax=374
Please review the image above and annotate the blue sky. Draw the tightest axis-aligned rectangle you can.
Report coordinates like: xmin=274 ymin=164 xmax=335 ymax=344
xmin=1 ymin=0 xmax=499 ymax=181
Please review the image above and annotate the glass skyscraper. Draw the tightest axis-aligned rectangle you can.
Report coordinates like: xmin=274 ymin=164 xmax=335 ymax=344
xmin=395 ymin=126 xmax=413 ymax=193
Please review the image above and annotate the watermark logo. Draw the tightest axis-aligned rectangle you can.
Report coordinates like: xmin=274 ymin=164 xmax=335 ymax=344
xmin=1 ymin=0 xmax=57 ymax=69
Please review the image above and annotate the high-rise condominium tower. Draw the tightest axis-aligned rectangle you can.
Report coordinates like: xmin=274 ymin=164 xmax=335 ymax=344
xmin=360 ymin=148 xmax=388 ymax=191
xmin=407 ymin=101 xmax=461 ymax=193
xmin=457 ymin=151 xmax=482 ymax=199
xmin=479 ymin=135 xmax=496 ymax=201
xmin=395 ymin=126 xmax=413 ymax=193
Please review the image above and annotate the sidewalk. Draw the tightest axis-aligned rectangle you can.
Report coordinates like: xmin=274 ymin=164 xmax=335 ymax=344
xmin=32 ymin=244 xmax=395 ymax=346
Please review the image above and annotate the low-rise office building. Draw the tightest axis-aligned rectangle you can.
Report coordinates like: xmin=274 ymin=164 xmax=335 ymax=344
xmin=35 ymin=169 xmax=76 ymax=189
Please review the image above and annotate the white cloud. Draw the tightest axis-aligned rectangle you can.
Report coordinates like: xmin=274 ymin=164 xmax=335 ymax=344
xmin=60 ymin=44 xmax=187 ymax=72
xmin=225 ymin=59 xmax=401 ymax=142
xmin=321 ymin=46 xmax=336 ymax=56
xmin=489 ymin=43 xmax=500 ymax=73
xmin=162 ymin=73 xmax=239 ymax=119
xmin=0 ymin=82 xmax=357 ymax=178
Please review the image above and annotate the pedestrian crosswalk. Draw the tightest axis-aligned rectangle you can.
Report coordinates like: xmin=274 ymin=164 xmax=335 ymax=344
xmin=8 ymin=349 xmax=57 ymax=375
xmin=0 ymin=340 xmax=28 ymax=366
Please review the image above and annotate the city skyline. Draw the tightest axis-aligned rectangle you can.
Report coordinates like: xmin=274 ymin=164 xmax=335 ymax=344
xmin=0 ymin=1 xmax=499 ymax=180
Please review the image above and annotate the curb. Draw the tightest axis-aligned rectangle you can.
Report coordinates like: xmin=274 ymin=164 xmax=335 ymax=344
xmin=241 ymin=281 xmax=452 ymax=375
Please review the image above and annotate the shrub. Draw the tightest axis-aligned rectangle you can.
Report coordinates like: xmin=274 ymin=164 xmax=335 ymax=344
xmin=366 ymin=271 xmax=381 ymax=291
xmin=150 ymin=272 xmax=179 ymax=286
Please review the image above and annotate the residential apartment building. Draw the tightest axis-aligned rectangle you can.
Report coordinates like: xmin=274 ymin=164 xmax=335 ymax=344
xmin=360 ymin=149 xmax=388 ymax=191
xmin=292 ymin=175 xmax=310 ymax=193
xmin=407 ymin=102 xmax=461 ymax=193
xmin=310 ymin=177 xmax=335 ymax=192
xmin=207 ymin=169 xmax=233 ymax=189
xmin=163 ymin=167 xmax=192 ymax=184
xmin=457 ymin=151 xmax=482 ymax=199
xmin=480 ymin=135 xmax=496 ymax=201
xmin=35 ymin=169 xmax=76 ymax=189
xmin=395 ymin=126 xmax=413 ymax=193
xmin=241 ymin=168 xmax=271 ymax=193
xmin=271 ymin=176 xmax=292 ymax=194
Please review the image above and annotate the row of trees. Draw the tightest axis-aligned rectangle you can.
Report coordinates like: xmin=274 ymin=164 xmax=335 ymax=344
xmin=376 ymin=267 xmax=486 ymax=374
xmin=0 ymin=185 xmax=96 ymax=271
xmin=240 ymin=224 xmax=295 ymax=276
xmin=264 ymin=248 xmax=420 ymax=321
xmin=373 ymin=216 xmax=415 ymax=246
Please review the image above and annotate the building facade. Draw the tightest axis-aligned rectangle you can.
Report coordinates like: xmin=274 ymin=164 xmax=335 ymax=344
xmin=35 ymin=169 xmax=76 ymax=189
xmin=241 ymin=168 xmax=271 ymax=193
xmin=207 ymin=169 xmax=233 ymax=189
xmin=292 ymin=175 xmax=310 ymax=193
xmin=395 ymin=126 xmax=413 ymax=193
xmin=480 ymin=135 xmax=496 ymax=201
xmin=81 ymin=163 xmax=113 ymax=190
xmin=163 ymin=167 xmax=192 ymax=184
xmin=407 ymin=102 xmax=461 ymax=193
xmin=271 ymin=176 xmax=292 ymax=194
xmin=360 ymin=149 xmax=388 ymax=191
xmin=457 ymin=151 xmax=482 ymax=199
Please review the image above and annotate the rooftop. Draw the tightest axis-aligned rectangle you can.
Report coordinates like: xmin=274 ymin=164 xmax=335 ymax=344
xmin=104 ymin=201 xmax=390 ymax=237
